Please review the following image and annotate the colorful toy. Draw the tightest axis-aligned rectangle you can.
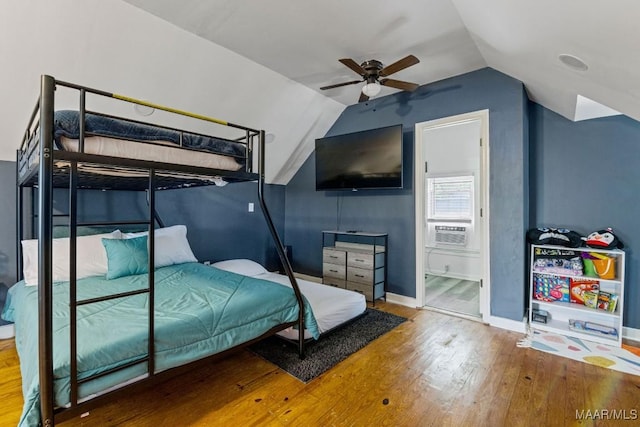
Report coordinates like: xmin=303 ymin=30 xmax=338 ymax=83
xmin=533 ymin=274 xmax=570 ymax=302
xmin=591 ymin=253 xmax=616 ymax=280
xmin=580 ymin=252 xmax=599 ymax=277
xmin=570 ymin=279 xmax=600 ymax=305
xmin=569 ymin=319 xmax=618 ymax=338
xmin=532 ymin=247 xmax=583 ymax=276
xmin=527 ymin=227 xmax=583 ymax=248
xmin=585 ymin=228 xmax=624 ymax=249
xmin=596 ymin=291 xmax=618 ymax=312
xmin=583 ymin=290 xmax=599 ymax=309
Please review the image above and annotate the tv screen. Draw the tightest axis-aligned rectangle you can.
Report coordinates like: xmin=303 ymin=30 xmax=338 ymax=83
xmin=315 ymin=124 xmax=403 ymax=191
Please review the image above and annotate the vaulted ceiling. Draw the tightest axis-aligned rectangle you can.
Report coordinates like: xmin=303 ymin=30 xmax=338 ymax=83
xmin=124 ymin=0 xmax=640 ymax=122
xmin=1 ymin=1 xmax=637 ymax=185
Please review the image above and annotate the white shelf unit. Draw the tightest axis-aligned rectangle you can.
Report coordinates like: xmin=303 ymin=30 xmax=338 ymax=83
xmin=528 ymin=244 xmax=625 ymax=346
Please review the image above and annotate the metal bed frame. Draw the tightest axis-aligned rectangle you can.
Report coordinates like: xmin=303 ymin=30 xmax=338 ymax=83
xmin=15 ymin=75 xmax=305 ymax=426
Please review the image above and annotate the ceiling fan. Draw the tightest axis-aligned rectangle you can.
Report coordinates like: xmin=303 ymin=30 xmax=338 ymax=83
xmin=320 ymin=55 xmax=420 ymax=102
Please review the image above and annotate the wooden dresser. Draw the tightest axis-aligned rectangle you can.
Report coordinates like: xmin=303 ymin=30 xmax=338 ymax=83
xmin=322 ymin=231 xmax=388 ymax=304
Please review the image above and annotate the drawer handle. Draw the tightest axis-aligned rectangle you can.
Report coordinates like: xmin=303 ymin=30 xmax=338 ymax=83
xmin=355 ymin=259 xmax=365 ymax=262
xmin=354 ymin=289 xmax=364 ymax=294
xmin=330 ymin=255 xmax=338 ymax=259
xmin=355 ymin=274 xmax=365 ymax=278
xmin=330 ymin=269 xmax=339 ymax=273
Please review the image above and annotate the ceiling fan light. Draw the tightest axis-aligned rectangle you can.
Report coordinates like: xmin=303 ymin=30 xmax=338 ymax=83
xmin=362 ymin=81 xmax=381 ymax=97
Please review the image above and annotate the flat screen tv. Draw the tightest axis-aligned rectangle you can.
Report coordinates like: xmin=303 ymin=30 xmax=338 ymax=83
xmin=315 ymin=124 xmax=403 ymax=191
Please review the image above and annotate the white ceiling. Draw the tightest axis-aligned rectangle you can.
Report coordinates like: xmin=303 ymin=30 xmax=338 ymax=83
xmin=1 ymin=0 xmax=346 ymax=185
xmin=124 ymin=0 xmax=640 ymax=122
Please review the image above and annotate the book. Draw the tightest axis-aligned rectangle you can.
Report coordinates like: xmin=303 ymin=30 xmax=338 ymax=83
xmin=597 ymin=291 xmax=618 ymax=313
xmin=583 ymin=290 xmax=599 ymax=309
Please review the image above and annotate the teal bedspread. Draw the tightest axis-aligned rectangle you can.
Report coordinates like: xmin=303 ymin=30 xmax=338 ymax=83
xmin=1 ymin=262 xmax=318 ymax=427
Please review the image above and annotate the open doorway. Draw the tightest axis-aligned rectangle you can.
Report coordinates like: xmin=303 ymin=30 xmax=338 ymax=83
xmin=414 ymin=110 xmax=490 ymax=322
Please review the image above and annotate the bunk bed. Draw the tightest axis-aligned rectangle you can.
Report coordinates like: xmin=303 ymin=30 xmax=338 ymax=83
xmin=5 ymin=75 xmax=318 ymax=427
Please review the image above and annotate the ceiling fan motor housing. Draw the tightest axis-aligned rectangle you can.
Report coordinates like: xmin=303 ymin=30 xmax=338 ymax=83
xmin=361 ymin=60 xmax=383 ymax=77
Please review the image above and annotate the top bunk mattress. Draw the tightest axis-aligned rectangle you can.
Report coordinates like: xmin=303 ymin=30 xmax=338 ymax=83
xmin=19 ymin=111 xmax=251 ymax=184
xmin=53 ymin=110 xmax=247 ymax=162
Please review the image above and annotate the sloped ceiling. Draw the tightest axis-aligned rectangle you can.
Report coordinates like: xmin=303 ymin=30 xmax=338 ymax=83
xmin=125 ymin=0 xmax=640 ymax=122
xmin=0 ymin=0 xmax=344 ymax=184
xmin=3 ymin=1 xmax=638 ymax=186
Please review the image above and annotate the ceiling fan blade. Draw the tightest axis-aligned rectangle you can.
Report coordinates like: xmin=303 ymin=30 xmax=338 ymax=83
xmin=380 ymin=78 xmax=419 ymax=92
xmin=339 ymin=58 xmax=367 ymax=76
xmin=379 ymin=54 xmax=420 ymax=77
xmin=320 ymin=80 xmax=363 ymax=90
xmin=358 ymin=92 xmax=369 ymax=103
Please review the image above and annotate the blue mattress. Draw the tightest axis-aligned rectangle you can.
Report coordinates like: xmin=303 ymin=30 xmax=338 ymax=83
xmin=2 ymin=262 xmax=318 ymax=426
xmin=53 ymin=110 xmax=247 ymax=162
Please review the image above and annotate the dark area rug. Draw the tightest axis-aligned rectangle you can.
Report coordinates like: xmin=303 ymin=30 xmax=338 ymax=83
xmin=248 ymin=308 xmax=407 ymax=382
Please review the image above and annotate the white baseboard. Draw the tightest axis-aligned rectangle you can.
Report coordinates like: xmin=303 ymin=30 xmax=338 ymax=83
xmin=385 ymin=292 xmax=418 ymax=308
xmin=623 ymin=326 xmax=640 ymax=342
xmin=489 ymin=315 xmax=528 ymax=334
xmin=0 ymin=323 xmax=15 ymax=340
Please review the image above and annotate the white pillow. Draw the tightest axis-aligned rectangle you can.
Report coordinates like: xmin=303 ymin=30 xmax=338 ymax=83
xmin=212 ymin=259 xmax=268 ymax=277
xmin=22 ymin=230 xmax=122 ymax=286
xmin=123 ymin=225 xmax=197 ymax=268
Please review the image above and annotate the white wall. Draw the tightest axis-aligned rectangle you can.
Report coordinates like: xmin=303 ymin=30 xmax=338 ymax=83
xmin=0 ymin=0 xmax=344 ymax=183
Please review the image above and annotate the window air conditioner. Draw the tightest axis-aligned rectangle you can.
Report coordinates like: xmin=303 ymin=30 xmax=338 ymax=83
xmin=434 ymin=225 xmax=467 ymax=246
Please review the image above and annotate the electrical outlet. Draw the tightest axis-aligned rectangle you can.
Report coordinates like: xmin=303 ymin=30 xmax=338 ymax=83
xmin=444 ymin=264 xmax=450 ymax=273
xmin=248 ymin=202 xmax=254 ymax=212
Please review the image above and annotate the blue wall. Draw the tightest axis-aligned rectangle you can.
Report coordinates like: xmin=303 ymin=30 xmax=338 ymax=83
xmin=0 ymin=161 xmax=15 ymax=325
xmin=4 ymin=70 xmax=637 ymax=330
xmin=43 ymin=182 xmax=284 ymax=267
xmin=155 ymin=182 xmax=286 ymax=270
xmin=530 ymin=103 xmax=640 ymax=328
xmin=285 ymin=68 xmax=530 ymax=321
xmin=1 ymin=178 xmax=285 ymax=288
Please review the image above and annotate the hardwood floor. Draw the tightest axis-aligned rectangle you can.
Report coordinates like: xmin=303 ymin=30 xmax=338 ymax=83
xmin=425 ymin=275 xmax=480 ymax=317
xmin=1 ymin=302 xmax=639 ymax=426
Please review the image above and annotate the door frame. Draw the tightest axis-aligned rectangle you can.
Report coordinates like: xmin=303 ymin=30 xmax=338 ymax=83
xmin=414 ymin=110 xmax=490 ymax=323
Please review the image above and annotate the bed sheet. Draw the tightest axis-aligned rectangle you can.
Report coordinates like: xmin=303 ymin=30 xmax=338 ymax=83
xmin=1 ymin=263 xmax=318 ymax=427
xmin=229 ymin=270 xmax=366 ymax=340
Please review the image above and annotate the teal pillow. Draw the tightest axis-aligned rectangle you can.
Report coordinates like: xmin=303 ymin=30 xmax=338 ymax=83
xmin=102 ymin=235 xmax=149 ymax=280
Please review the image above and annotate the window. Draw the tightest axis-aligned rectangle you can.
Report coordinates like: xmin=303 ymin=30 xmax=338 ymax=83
xmin=426 ymin=175 xmax=474 ymax=221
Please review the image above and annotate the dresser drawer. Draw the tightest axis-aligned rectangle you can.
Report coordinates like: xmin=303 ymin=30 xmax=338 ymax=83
xmin=323 ymin=248 xmax=346 ymax=265
xmin=323 ymin=277 xmax=347 ymax=289
xmin=323 ymin=263 xmax=346 ymax=279
xmin=346 ymin=281 xmax=373 ymax=301
xmin=347 ymin=251 xmax=374 ymax=269
xmin=347 ymin=266 xmax=373 ymax=284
